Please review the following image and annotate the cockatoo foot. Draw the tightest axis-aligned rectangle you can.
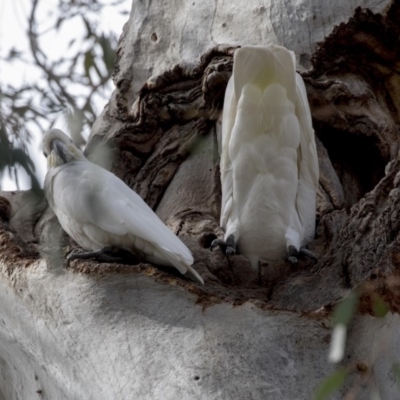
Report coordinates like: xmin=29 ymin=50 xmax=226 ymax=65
xmin=287 ymin=245 xmax=317 ymax=264
xmin=67 ymin=248 xmax=122 ymax=265
xmin=299 ymin=247 xmax=317 ymax=261
xmin=287 ymin=245 xmax=299 ymax=264
xmin=210 ymin=234 xmax=236 ymax=256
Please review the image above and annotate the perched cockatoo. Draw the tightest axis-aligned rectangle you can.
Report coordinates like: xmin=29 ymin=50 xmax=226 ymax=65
xmin=43 ymin=129 xmax=204 ymax=285
xmin=212 ymin=45 xmax=319 ymax=269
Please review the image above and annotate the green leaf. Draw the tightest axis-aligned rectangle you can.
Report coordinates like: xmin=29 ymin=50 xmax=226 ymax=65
xmin=12 ymin=106 xmax=31 ymax=116
xmin=372 ymin=294 xmax=389 ymax=318
xmin=333 ymin=291 xmax=359 ymax=326
xmin=7 ymin=48 xmax=21 ymax=60
xmin=81 ymin=16 xmax=93 ymax=39
xmin=97 ymin=35 xmax=115 ymax=73
xmin=313 ymin=368 xmax=348 ymax=400
xmin=92 ymin=59 xmax=104 ymax=80
xmin=84 ymin=51 xmax=94 ymax=78
xmin=392 ymin=363 xmax=400 ymax=390
xmin=67 ymin=38 xmax=76 ymax=49
xmin=55 ymin=16 xmax=65 ymax=30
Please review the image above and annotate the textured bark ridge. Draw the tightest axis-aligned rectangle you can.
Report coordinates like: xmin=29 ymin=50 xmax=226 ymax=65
xmin=280 ymin=4 xmax=400 ymax=312
xmin=3 ymin=4 xmax=400 ymax=315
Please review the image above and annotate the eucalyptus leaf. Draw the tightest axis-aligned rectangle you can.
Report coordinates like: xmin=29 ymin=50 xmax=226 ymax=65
xmin=313 ymin=368 xmax=348 ymax=400
xmin=1 ymin=0 xmax=127 ymax=189
xmin=332 ymin=291 xmax=359 ymax=326
xmin=97 ymin=35 xmax=115 ymax=73
xmin=372 ymin=294 xmax=389 ymax=318
xmin=84 ymin=50 xmax=95 ymax=78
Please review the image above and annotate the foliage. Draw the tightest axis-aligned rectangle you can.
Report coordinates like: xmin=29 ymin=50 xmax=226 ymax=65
xmin=372 ymin=294 xmax=389 ymax=318
xmin=316 ymin=291 xmax=392 ymax=398
xmin=0 ymin=0 xmax=128 ymax=189
xmin=332 ymin=290 xmax=359 ymax=326
xmin=313 ymin=368 xmax=348 ymax=400
xmin=0 ymin=112 xmax=40 ymax=191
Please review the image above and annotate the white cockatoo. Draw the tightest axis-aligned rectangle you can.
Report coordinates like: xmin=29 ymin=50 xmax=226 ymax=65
xmin=212 ymin=45 xmax=319 ymax=269
xmin=43 ymin=129 xmax=204 ymax=285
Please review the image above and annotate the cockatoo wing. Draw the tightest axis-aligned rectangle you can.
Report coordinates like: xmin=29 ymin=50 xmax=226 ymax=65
xmin=220 ymin=76 xmax=236 ymax=230
xmin=48 ymin=161 xmax=203 ymax=284
xmin=293 ymin=73 xmax=319 ymax=244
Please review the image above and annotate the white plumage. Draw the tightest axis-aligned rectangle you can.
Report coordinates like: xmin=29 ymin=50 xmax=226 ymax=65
xmin=218 ymin=45 xmax=319 ymax=269
xmin=43 ymin=129 xmax=204 ymax=285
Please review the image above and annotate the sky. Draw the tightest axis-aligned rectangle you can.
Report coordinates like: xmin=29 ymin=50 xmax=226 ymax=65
xmin=0 ymin=0 xmax=130 ymax=190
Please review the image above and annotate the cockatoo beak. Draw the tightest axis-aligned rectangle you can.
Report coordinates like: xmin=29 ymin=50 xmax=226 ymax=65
xmin=47 ymin=138 xmax=83 ymax=169
xmin=51 ymin=139 xmax=70 ymax=163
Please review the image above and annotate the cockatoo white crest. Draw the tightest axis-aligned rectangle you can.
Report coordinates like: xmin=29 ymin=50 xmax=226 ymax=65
xmin=43 ymin=129 xmax=204 ymax=285
xmin=213 ymin=45 xmax=319 ymax=269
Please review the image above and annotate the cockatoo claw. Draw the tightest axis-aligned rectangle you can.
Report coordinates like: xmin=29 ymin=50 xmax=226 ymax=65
xmin=210 ymin=234 xmax=236 ymax=256
xmin=287 ymin=245 xmax=317 ymax=264
xmin=287 ymin=245 xmax=299 ymax=264
xmin=226 ymin=246 xmax=236 ymax=256
xmin=299 ymin=248 xmax=318 ymax=261
xmin=67 ymin=248 xmax=122 ymax=265
xmin=288 ymin=256 xmax=299 ymax=264
xmin=210 ymin=239 xmax=225 ymax=252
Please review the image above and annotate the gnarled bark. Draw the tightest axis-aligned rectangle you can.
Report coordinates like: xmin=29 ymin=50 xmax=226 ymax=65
xmin=1 ymin=1 xmax=400 ymax=399
xmin=86 ymin=3 xmax=400 ymax=313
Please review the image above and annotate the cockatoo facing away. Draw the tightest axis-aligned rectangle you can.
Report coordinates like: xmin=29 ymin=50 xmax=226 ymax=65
xmin=43 ymin=129 xmax=204 ymax=285
xmin=212 ymin=45 xmax=319 ymax=269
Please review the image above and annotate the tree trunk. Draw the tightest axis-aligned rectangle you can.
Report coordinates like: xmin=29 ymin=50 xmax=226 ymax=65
xmin=1 ymin=1 xmax=400 ymax=399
